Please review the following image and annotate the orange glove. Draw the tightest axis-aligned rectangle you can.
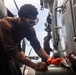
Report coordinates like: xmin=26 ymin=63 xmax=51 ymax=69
xmin=47 ymin=57 xmax=64 ymax=65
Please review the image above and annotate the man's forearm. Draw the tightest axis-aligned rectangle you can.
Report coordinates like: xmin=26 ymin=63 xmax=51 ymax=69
xmin=14 ymin=52 xmax=35 ymax=69
xmin=36 ymin=48 xmax=50 ymax=61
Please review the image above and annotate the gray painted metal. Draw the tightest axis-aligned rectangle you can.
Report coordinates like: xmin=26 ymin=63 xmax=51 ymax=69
xmin=35 ymin=65 xmax=76 ymax=75
xmin=36 ymin=0 xmax=76 ymax=75
xmin=0 ymin=0 xmax=7 ymax=19
xmin=54 ymin=0 xmax=76 ymax=54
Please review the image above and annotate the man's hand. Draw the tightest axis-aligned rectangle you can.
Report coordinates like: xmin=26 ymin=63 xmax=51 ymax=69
xmin=34 ymin=62 xmax=48 ymax=71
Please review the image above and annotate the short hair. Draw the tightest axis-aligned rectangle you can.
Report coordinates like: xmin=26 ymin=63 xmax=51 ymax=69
xmin=18 ymin=4 xmax=38 ymax=18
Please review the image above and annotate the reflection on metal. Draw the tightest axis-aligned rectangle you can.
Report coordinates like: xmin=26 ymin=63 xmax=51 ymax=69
xmin=73 ymin=37 xmax=76 ymax=42
xmin=55 ymin=5 xmax=67 ymax=14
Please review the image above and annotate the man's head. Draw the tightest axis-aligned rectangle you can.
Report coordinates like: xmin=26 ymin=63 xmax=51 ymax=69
xmin=18 ymin=4 xmax=38 ymax=18
xmin=18 ymin=4 xmax=39 ymax=27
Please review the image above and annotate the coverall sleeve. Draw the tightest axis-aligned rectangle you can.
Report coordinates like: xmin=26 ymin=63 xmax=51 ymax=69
xmin=25 ymin=27 xmax=41 ymax=52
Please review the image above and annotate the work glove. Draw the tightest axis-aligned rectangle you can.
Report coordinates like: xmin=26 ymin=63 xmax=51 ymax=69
xmin=47 ymin=57 xmax=64 ymax=65
xmin=34 ymin=62 xmax=48 ymax=71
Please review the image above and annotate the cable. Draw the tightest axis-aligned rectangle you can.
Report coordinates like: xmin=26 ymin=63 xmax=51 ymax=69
xmin=13 ymin=0 xmax=19 ymax=11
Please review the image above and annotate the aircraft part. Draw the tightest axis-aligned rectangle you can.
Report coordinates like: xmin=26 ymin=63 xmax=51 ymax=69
xmin=52 ymin=0 xmax=76 ymax=58
xmin=35 ymin=65 xmax=76 ymax=75
xmin=36 ymin=0 xmax=76 ymax=75
xmin=0 ymin=0 xmax=7 ymax=19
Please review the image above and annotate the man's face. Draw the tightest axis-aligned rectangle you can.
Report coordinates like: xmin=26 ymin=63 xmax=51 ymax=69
xmin=23 ymin=16 xmax=39 ymax=27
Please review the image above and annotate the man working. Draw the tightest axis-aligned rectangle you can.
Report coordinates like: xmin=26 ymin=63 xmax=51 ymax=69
xmin=0 ymin=3 xmax=64 ymax=75
xmin=0 ymin=4 xmax=50 ymax=75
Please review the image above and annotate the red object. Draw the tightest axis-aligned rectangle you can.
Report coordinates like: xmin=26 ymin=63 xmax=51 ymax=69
xmin=47 ymin=57 xmax=64 ymax=65
xmin=66 ymin=52 xmax=73 ymax=59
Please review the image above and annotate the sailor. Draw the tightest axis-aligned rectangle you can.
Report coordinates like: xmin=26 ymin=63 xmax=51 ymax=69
xmin=0 ymin=3 xmax=64 ymax=75
xmin=0 ymin=4 xmax=50 ymax=75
